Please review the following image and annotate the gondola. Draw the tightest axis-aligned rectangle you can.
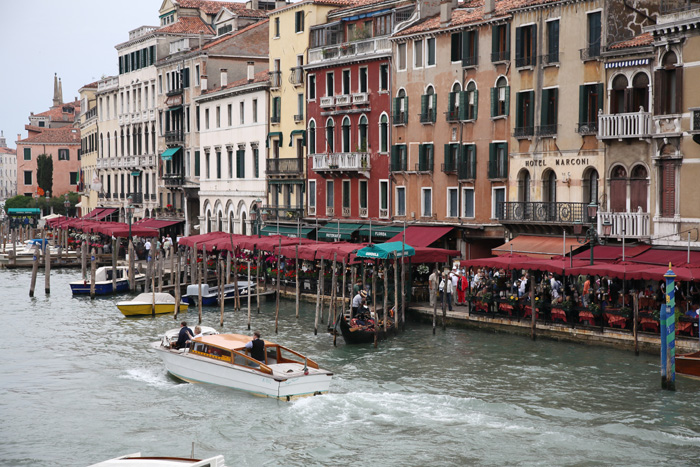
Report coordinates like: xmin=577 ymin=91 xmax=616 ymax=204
xmin=336 ymin=311 xmax=393 ymax=345
xmin=676 ymin=351 xmax=700 ymax=379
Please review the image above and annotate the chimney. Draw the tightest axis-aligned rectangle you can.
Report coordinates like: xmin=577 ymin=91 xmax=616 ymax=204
xmin=247 ymin=62 xmax=255 ymax=82
xmin=201 ymin=74 xmax=208 ymax=91
xmin=484 ymin=0 xmax=495 ymax=17
xmin=440 ymin=0 xmax=452 ymax=27
xmin=52 ymin=73 xmax=61 ymax=108
xmin=220 ymin=69 xmax=228 ymax=88
xmin=419 ymin=0 xmax=441 ymax=20
xmin=275 ymin=0 xmax=286 ymax=8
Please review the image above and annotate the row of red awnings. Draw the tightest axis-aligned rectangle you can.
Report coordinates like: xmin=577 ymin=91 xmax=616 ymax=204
xmin=81 ymin=207 xmax=116 ymax=221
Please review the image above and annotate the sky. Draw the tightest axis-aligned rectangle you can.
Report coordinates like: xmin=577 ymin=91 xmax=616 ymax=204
xmin=0 ymin=1 xmax=161 ymax=148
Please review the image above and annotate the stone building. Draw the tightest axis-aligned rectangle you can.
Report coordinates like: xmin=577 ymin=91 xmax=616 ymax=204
xmin=0 ymin=132 xmax=17 ymax=201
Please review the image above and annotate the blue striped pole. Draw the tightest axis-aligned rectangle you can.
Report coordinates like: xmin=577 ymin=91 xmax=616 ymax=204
xmin=662 ymin=263 xmax=676 ymax=391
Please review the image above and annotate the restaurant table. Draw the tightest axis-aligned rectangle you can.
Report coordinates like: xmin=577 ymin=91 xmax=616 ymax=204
xmin=550 ymin=308 xmax=567 ymax=323
xmin=604 ymin=312 xmax=628 ymax=329
xmin=639 ymin=317 xmax=659 ymax=333
xmin=578 ymin=311 xmax=595 ymax=326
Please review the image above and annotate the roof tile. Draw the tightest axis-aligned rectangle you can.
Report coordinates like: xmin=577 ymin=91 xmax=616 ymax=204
xmin=158 ymin=16 xmax=215 ymax=35
xmin=609 ymin=32 xmax=653 ymax=50
xmin=177 ymin=0 xmax=267 ymax=16
xmin=18 ymin=127 xmax=81 ymax=145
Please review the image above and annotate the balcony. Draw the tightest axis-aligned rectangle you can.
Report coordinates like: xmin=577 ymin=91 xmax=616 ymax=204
xmin=491 ymin=50 xmax=510 ymax=63
xmin=379 ymin=208 xmax=389 ymax=219
xmin=342 ymin=207 xmax=351 ymax=217
xmin=84 ymin=107 xmax=97 ymax=122
xmin=541 ymin=51 xmax=559 ymax=65
xmin=515 ymin=55 xmax=536 ymax=68
xmin=266 ymin=158 xmax=303 ymax=176
xmin=352 ymin=92 xmax=368 ymax=105
xmin=336 ymin=94 xmax=351 ymax=106
xmin=498 ymin=202 xmax=594 ymax=225
xmin=392 ymin=111 xmax=407 ymax=126
xmin=513 ymin=127 xmax=534 ymax=139
xmin=597 ymin=210 xmax=650 ymax=239
xmin=162 ymin=173 xmax=184 ymax=186
xmin=128 ymin=192 xmax=143 ymax=205
xmin=419 ymin=109 xmax=436 ymax=124
xmin=359 ymin=207 xmax=368 ymax=218
xmin=537 ymin=124 xmax=558 ymax=137
xmin=442 ymin=162 xmax=457 ymax=174
xmin=577 ymin=121 xmax=598 ymax=135
xmin=580 ymin=43 xmax=601 ymax=61
xmin=289 ymin=67 xmax=303 ymax=86
xmin=271 ymin=114 xmax=280 ymax=124
xmin=270 ymin=71 xmax=281 ymax=89
xmin=311 ymin=152 xmax=370 ymax=175
xmin=320 ymin=96 xmax=335 ymax=108
xmin=165 ymin=129 xmax=184 ymax=145
xmin=445 ymin=109 xmax=460 ymax=122
xmin=166 ymin=87 xmax=183 ymax=97
xmin=326 ymin=206 xmax=335 ymax=217
xmin=598 ymin=112 xmax=652 ymax=140
xmin=308 ymin=206 xmax=316 ymax=216
xmin=653 ymin=114 xmax=682 ymax=137
xmin=458 ymin=163 xmax=476 ymax=181
xmin=293 ymin=114 xmax=304 ymax=122
xmin=308 ymin=37 xmax=391 ymax=64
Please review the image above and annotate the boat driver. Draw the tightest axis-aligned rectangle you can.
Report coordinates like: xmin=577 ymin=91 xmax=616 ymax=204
xmin=175 ymin=321 xmax=193 ymax=349
xmin=244 ymin=331 xmax=266 ymax=366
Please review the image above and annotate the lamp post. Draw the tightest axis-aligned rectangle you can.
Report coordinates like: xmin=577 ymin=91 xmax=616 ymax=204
xmin=126 ymin=195 xmax=135 ymax=241
xmin=45 ymin=190 xmax=50 ymax=215
xmin=64 ymin=194 xmax=70 ymax=217
xmin=577 ymin=203 xmax=612 ymax=265
xmin=253 ymin=198 xmax=262 ymax=238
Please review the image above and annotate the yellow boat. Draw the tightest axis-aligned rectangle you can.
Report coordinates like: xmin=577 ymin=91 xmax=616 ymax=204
xmin=117 ymin=292 xmax=188 ymax=316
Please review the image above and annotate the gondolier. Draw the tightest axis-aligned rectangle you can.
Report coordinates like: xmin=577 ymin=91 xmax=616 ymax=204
xmin=352 ymin=290 xmax=367 ymax=318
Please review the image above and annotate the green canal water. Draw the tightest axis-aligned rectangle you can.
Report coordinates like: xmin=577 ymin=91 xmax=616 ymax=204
xmin=1 ymin=268 xmax=700 ymax=466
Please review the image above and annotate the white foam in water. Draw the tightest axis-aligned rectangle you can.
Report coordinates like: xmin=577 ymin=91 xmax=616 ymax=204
xmin=121 ymin=367 xmax=175 ymax=388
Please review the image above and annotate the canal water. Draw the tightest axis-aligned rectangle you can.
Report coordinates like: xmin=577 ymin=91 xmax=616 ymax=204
xmin=2 ymin=268 xmax=700 ymax=466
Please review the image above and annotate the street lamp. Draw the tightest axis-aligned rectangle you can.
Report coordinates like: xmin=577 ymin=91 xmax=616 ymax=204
xmin=253 ymin=198 xmax=262 ymax=238
xmin=577 ymin=203 xmax=612 ymax=265
xmin=45 ymin=190 xmax=50 ymax=215
xmin=64 ymin=194 xmax=70 ymax=217
xmin=126 ymin=195 xmax=135 ymax=240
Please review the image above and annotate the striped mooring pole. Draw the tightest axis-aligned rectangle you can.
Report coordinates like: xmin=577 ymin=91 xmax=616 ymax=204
xmin=661 ymin=263 xmax=676 ymax=391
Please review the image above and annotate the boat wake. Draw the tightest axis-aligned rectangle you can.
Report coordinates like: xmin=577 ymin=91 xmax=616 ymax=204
xmin=121 ymin=367 xmax=177 ymax=388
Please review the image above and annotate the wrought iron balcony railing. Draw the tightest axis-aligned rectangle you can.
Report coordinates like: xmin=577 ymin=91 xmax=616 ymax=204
xmin=165 ymin=130 xmax=184 ymax=145
xmin=513 ymin=126 xmax=534 ymax=138
xmin=498 ymin=201 xmax=594 ymax=224
xmin=311 ymin=152 xmax=370 ymax=173
xmin=266 ymin=158 xmax=303 ymax=176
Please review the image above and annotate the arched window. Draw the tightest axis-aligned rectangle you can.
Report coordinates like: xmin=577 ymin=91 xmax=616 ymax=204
xmin=120 ymin=129 xmax=125 ymax=157
xmin=426 ymin=85 xmax=435 ymax=120
xmin=218 ymin=211 xmax=223 ymax=232
xmin=543 ymin=170 xmax=556 ymax=203
xmin=582 ymin=167 xmax=599 ymax=206
xmin=308 ymin=120 xmax=316 ymax=154
xmin=114 ymin=131 xmax=118 ymax=158
xmin=466 ymin=81 xmax=477 ymax=120
xmin=342 ymin=116 xmax=351 ymax=153
xmin=658 ymin=52 xmax=681 ymax=115
xmin=229 ymin=211 xmax=235 ymax=234
xmin=151 ymin=124 xmax=156 ymax=153
xmin=630 ymin=165 xmax=648 ymax=212
xmin=518 ymin=169 xmax=530 ymax=203
xmin=610 ymin=165 xmax=627 ymax=212
xmin=379 ymin=114 xmax=388 ymax=153
xmin=106 ymin=133 xmax=111 ymax=157
xmin=611 ymin=75 xmax=628 ymax=114
xmin=325 ymin=118 xmax=335 ymax=152
xmin=241 ymin=212 xmax=247 ymax=235
xmin=632 ymin=73 xmax=649 ymax=112
xmin=496 ymin=77 xmax=508 ymax=116
xmin=206 ymin=210 xmax=212 ymax=233
xmin=659 ymin=156 xmax=676 ymax=217
xmin=358 ymin=115 xmax=368 ymax=152
xmin=100 ymin=133 xmax=104 ymax=156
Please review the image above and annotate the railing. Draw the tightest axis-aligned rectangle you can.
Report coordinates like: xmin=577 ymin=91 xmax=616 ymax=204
xmin=660 ymin=0 xmax=700 ymax=14
xmin=392 ymin=111 xmax=407 ymax=125
xmin=294 ymin=114 xmax=303 ymax=122
xmin=326 ymin=206 xmax=334 ymax=217
xmin=537 ymin=124 xmax=558 ymax=137
xmin=442 ymin=162 xmax=457 ymax=174
xmin=128 ymin=192 xmax=143 ymax=204
xmin=308 ymin=206 xmax=316 ymax=216
xmin=165 ymin=129 xmax=184 ymax=145
xmin=311 ymin=153 xmax=370 ymax=172
xmin=162 ymin=174 xmax=184 ymax=186
xmin=289 ymin=67 xmax=303 ymax=86
xmin=653 ymin=115 xmax=682 ymax=135
xmin=462 ymin=56 xmax=477 ymax=67
xmin=598 ymin=112 xmax=652 ymax=139
xmin=419 ymin=109 xmax=435 ymax=124
xmin=498 ymin=202 xmax=593 ymax=224
xmin=166 ymin=87 xmax=183 ymax=97
xmin=270 ymin=71 xmax=281 ymax=88
xmin=390 ymin=158 xmax=408 ymax=172
xmin=263 ymin=205 xmax=304 ymax=221
xmin=515 ymin=55 xmax=535 ymax=68
xmin=458 ymin=163 xmax=475 ymax=180
xmin=271 ymin=114 xmax=280 ymax=124
xmin=577 ymin=121 xmax=598 ymax=135
xmin=359 ymin=207 xmax=368 ymax=218
xmin=491 ymin=50 xmax=510 ymax=62
xmin=513 ymin=127 xmax=534 ymax=138
xmin=352 ymin=92 xmax=368 ymax=104
xmin=342 ymin=207 xmax=350 ymax=217
xmin=98 ymin=193 xmax=104 ymax=199
xmin=542 ymin=51 xmax=560 ymax=65
xmin=693 ymin=110 xmax=700 ymax=132
xmin=131 ymin=112 xmax=141 ymax=123
xmin=320 ymin=96 xmax=334 ymax=108
xmin=336 ymin=94 xmax=351 ymax=106
xmin=97 ymin=77 xmax=119 ymax=92
xmin=415 ymin=161 xmax=432 ymax=172
xmin=580 ymin=43 xmax=601 ymax=61
xmin=308 ymin=37 xmax=391 ymax=64
xmin=445 ymin=109 xmax=459 ymax=122
xmin=266 ymin=158 xmax=303 ymax=176
xmin=597 ymin=210 xmax=650 ymax=239
xmin=84 ymin=107 xmax=98 ymax=121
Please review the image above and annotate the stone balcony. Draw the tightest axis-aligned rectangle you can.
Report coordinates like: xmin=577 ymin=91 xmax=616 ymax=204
xmin=598 ymin=111 xmax=652 ymax=140
xmin=597 ymin=210 xmax=650 ymax=240
xmin=308 ymin=37 xmax=391 ymax=64
xmin=311 ymin=152 xmax=370 ymax=176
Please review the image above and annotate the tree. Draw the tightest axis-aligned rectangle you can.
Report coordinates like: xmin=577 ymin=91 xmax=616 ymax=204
xmin=36 ymin=154 xmax=53 ymax=196
xmin=3 ymin=195 xmax=33 ymax=214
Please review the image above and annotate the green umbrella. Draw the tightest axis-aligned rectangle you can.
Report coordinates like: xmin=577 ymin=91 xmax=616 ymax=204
xmin=355 ymin=241 xmax=415 ymax=259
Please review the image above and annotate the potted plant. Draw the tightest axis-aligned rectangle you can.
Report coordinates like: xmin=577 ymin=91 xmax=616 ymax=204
xmin=619 ymin=306 xmax=632 ymax=319
xmin=589 ymin=302 xmax=601 ymax=317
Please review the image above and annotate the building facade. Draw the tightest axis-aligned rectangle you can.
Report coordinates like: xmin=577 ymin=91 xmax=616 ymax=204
xmin=78 ymin=81 xmax=99 ymax=213
xmin=0 ymin=132 xmax=17 ymax=201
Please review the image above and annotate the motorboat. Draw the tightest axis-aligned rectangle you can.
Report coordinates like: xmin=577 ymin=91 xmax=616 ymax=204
xmin=0 ymin=239 xmax=79 ymax=267
xmin=676 ymin=351 xmax=700 ymax=379
xmin=69 ymin=266 xmax=144 ymax=295
xmin=183 ymin=281 xmax=255 ymax=306
xmin=117 ymin=292 xmax=188 ymax=317
xmin=89 ymin=452 xmax=226 ymax=466
xmin=152 ymin=328 xmax=333 ymax=400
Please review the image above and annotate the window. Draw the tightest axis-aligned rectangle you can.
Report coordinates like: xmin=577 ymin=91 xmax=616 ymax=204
xmin=466 ymin=81 xmax=478 ymax=121
xmin=392 ymin=89 xmax=408 ymax=125
xmin=342 ymin=180 xmax=351 ymax=213
xmin=488 ymin=142 xmax=508 ymax=179
xmin=216 ymin=151 xmax=222 ymax=179
xmin=447 ymin=188 xmax=458 ymax=218
xmin=418 ymin=144 xmax=434 ymax=172
xmin=326 ymin=118 xmax=335 ymax=152
xmin=228 ymin=104 xmax=233 ymax=126
xmin=586 ymin=11 xmax=602 ymax=58
xmin=630 ymin=165 xmax=648 ymax=212
xmin=24 ymin=170 xmax=32 ymax=185
xmin=253 ymin=147 xmax=259 ymax=178
xmin=582 ymin=167 xmax=599 ymax=205
xmin=205 ymin=108 xmax=210 ymax=130
xmin=23 ymin=148 xmax=31 ymax=160
xmin=358 ymin=115 xmax=368 ymax=151
xmin=359 ymin=67 xmax=368 ymax=93
xmin=390 ymin=144 xmax=407 ymax=171
xmin=421 ymin=187 xmax=432 ymax=217
xmin=414 ymin=39 xmax=423 ymax=68
xmin=443 ymin=143 xmax=459 ymax=172
xmin=546 ymin=20 xmax=559 ymax=64
xmin=326 ymin=72 xmax=334 ymax=97
xmin=398 ymin=43 xmax=407 ymax=71
xmin=420 ymin=86 xmax=437 ymax=123
xmin=518 ymin=169 xmax=531 ymax=202
xmin=491 ymin=77 xmax=510 ymax=118
xmin=540 ymin=88 xmax=558 ymax=136
xmin=632 ymin=73 xmax=649 ymax=112
xmin=342 ymin=69 xmax=351 ymax=95
xmin=396 ymin=186 xmax=406 ymax=216
xmin=58 ymin=149 xmax=69 ymax=161
xmin=205 ymin=152 xmax=210 ymax=178
xmin=462 ymin=30 xmax=478 ymax=67
xmin=341 ymin=117 xmax=351 ymax=152
xmin=194 ymin=150 xmax=200 ymax=177
xmin=236 ymin=148 xmax=245 ymax=178
xmin=610 ymin=165 xmax=627 ymax=212
xmin=427 ymin=38 xmax=436 ymax=66
xmin=309 ymin=120 xmax=316 ymax=154
xmin=253 ymin=99 xmax=258 ymax=122
xmin=308 ymin=180 xmax=317 ymax=211
xmin=359 ymin=180 xmax=368 ymax=215
xmin=274 ymin=17 xmax=280 ymax=38
xmin=380 ymin=64 xmax=389 ymax=91
xmin=70 ymin=172 xmax=78 ymax=185
xmin=195 ymin=65 xmax=201 ymax=86
xmin=515 ymin=91 xmax=534 ymax=137
xmin=216 ymin=106 xmax=221 ymax=128
xmin=379 ymin=114 xmax=388 ymax=152
xmin=515 ymin=24 xmax=536 ymax=67
xmin=379 ymin=180 xmax=389 ymax=217
xmin=295 ymin=11 xmax=304 ymax=33
xmin=491 ymin=24 xmax=510 ymax=62
xmin=228 ymin=151 xmax=234 ymax=178
xmin=308 ymin=75 xmax=316 ymax=100
xmin=451 ymin=32 xmax=462 ymax=62
xmin=492 ymin=187 xmax=505 ymax=219
xmin=376 ymin=14 xmax=391 ymax=36
xmin=655 ymin=52 xmax=682 ymax=115
xmin=240 ymin=102 xmax=245 ymax=125
xmin=297 ymin=93 xmax=304 ymax=120
xmin=326 ymin=180 xmax=334 ymax=208
xmin=463 ymin=188 xmax=475 ymax=218
xmin=272 ymin=97 xmax=281 ymax=124
xmin=461 ymin=144 xmax=477 ymax=180
xmin=578 ymin=83 xmax=603 ymax=133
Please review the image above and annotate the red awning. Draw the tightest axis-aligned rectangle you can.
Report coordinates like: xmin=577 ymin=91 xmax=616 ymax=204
xmin=494 ymin=235 xmax=586 ymax=259
xmin=177 ymin=231 xmax=230 ymax=248
xmin=567 ymin=261 xmax=697 ymax=282
xmin=92 ymin=208 xmax=116 ymax=220
xmin=572 ymin=244 xmax=650 ymax=263
xmin=626 ymin=247 xmax=700 ymax=268
xmin=387 ymin=226 xmax=453 ymax=248
xmin=412 ymin=247 xmax=461 ymax=263
xmin=237 ymin=235 xmax=313 ymax=252
xmin=134 ymin=218 xmax=183 ymax=229
xmin=81 ymin=208 xmax=104 ymax=219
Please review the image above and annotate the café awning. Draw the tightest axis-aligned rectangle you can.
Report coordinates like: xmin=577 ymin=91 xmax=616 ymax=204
xmin=317 ymin=222 xmax=364 ymax=241
xmin=388 ymin=226 xmax=453 ymax=248
xmin=494 ymin=234 xmax=586 ymax=259
xmin=161 ymin=147 xmax=181 ymax=161
xmin=259 ymin=225 xmax=315 ymax=238
xmin=358 ymin=224 xmax=404 ymax=240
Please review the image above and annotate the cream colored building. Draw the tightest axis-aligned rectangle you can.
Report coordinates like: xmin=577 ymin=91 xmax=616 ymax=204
xmin=78 ymin=81 xmax=99 ymax=213
xmin=0 ymin=132 xmax=16 ymax=201
xmin=95 ymin=76 xmax=121 ymax=216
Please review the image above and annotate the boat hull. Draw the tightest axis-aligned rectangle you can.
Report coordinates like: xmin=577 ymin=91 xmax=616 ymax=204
xmin=676 ymin=351 xmax=700 ymax=379
xmin=153 ymin=345 xmax=331 ymax=400
xmin=119 ymin=303 xmax=188 ymax=316
xmin=70 ymin=279 xmax=130 ymax=295
xmin=338 ymin=313 xmax=391 ymax=344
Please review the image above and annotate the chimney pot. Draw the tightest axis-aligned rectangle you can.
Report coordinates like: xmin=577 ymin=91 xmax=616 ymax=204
xmin=220 ymin=68 xmax=228 ymax=88
xmin=440 ymin=0 xmax=452 ymax=27
xmin=247 ymin=62 xmax=255 ymax=82
xmin=201 ymin=74 xmax=208 ymax=91
xmin=484 ymin=0 xmax=495 ymax=16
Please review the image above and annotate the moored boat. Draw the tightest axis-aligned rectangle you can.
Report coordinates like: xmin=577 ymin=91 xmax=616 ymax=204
xmin=676 ymin=351 xmax=700 ymax=379
xmin=337 ymin=311 xmax=393 ymax=345
xmin=117 ymin=292 xmax=188 ymax=316
xmin=69 ymin=266 xmax=144 ymax=295
xmin=88 ymin=452 xmax=227 ymax=466
xmin=183 ymin=282 xmax=255 ymax=306
xmin=152 ymin=328 xmax=333 ymax=400
xmin=0 ymin=239 xmax=79 ymax=267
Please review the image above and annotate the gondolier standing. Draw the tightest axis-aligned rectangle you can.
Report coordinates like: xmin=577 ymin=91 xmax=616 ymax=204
xmin=352 ymin=290 xmax=367 ymax=318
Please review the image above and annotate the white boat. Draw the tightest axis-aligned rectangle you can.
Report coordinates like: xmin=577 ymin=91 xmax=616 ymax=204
xmin=183 ymin=281 xmax=255 ymax=306
xmin=117 ymin=292 xmax=188 ymax=316
xmin=89 ymin=452 xmax=226 ymax=466
xmin=69 ymin=266 xmax=145 ymax=295
xmin=0 ymin=239 xmax=79 ymax=267
xmin=152 ymin=328 xmax=333 ymax=400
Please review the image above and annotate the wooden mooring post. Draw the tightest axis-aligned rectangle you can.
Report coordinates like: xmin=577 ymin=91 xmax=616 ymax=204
xmin=247 ymin=260 xmax=252 ymax=330
xmin=174 ymin=248 xmax=182 ymax=320
xmin=275 ymin=237 xmax=281 ymax=334
xmin=314 ymin=259 xmax=324 ymax=335
xmin=29 ymin=244 xmax=40 ymax=297
xmin=44 ymin=238 xmax=51 ymax=295
xmin=90 ymin=247 xmax=97 ymax=298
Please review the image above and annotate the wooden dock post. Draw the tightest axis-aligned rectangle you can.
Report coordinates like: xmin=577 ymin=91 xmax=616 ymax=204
xmin=247 ymin=260 xmax=252 ymax=330
xmin=10 ymin=228 xmax=16 ymax=267
xmin=400 ymin=253 xmax=406 ymax=332
xmin=226 ymin=251 xmax=232 ymax=285
xmin=329 ymin=253 xmax=338 ymax=327
xmin=174 ymin=248 xmax=181 ymax=319
xmin=633 ymin=293 xmax=639 ymax=356
xmin=340 ymin=258 xmax=347 ymax=320
xmin=314 ymin=259 xmax=324 ymax=335
xmin=234 ymin=254 xmax=240 ymax=311
xmin=256 ymin=251 xmax=261 ymax=313
xmin=432 ymin=266 xmax=438 ymax=335
xmin=197 ymin=243 xmax=203 ymax=325
xmin=219 ymin=257 xmax=225 ymax=327
xmin=144 ymin=248 xmax=151 ymax=294
xmin=295 ymin=245 xmax=300 ymax=319
xmin=44 ymin=238 xmax=51 ymax=295
xmin=393 ymin=259 xmax=398 ymax=333
xmin=128 ymin=240 xmax=135 ymax=291
xmin=81 ymin=240 xmax=87 ymax=281
xmin=530 ymin=270 xmax=537 ymax=341
xmin=383 ymin=260 xmax=389 ymax=337
xmin=29 ymin=244 xmax=40 ymax=297
xmin=372 ymin=260 xmax=378 ymax=348
xmin=275 ymin=238 xmax=281 ymax=334
xmin=202 ymin=243 xmax=208 ymax=285
xmin=157 ymin=251 xmax=163 ymax=293
xmin=111 ymin=238 xmax=117 ymax=294
xmin=170 ymin=244 xmax=175 ymax=287
xmin=319 ymin=258 xmax=325 ymax=325
xmin=90 ymin=248 xmax=97 ymax=299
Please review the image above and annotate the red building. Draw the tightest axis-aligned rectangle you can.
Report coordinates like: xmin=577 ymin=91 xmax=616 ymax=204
xmin=305 ymin=0 xmax=410 ymax=241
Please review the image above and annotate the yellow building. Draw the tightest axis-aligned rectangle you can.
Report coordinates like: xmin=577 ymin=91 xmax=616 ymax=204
xmin=266 ymin=0 xmax=338 ymax=228
xmin=78 ymin=81 xmax=99 ymax=214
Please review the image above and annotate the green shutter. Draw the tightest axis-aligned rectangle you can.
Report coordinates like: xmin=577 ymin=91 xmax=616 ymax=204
xmin=254 ymin=148 xmax=259 ymax=178
xmin=392 ymin=97 xmax=399 ymax=122
xmin=500 ymin=143 xmax=508 ymax=178
xmin=541 ymin=89 xmax=549 ymax=127
xmin=150 ymin=45 xmax=156 ymax=65
xmin=451 ymin=33 xmax=461 ymax=62
xmin=448 ymin=92 xmax=456 ymax=113
xmin=515 ymin=92 xmax=523 ymax=128
xmin=515 ymin=26 xmax=523 ymax=61
xmin=473 ymin=31 xmax=479 ymax=66
xmin=527 ymin=91 xmax=535 ymax=129
xmin=505 ymin=24 xmax=511 ymax=60
xmin=488 ymin=143 xmax=496 ymax=179
xmin=419 ymin=144 xmax=426 ymax=170
xmin=531 ymin=24 xmax=537 ymax=65
xmin=459 ymin=91 xmax=468 ymax=121
xmin=491 ymin=87 xmax=497 ymax=117
xmin=404 ymin=96 xmax=408 ymax=123
xmin=183 ymin=68 xmax=190 ymax=88
xmin=462 ymin=30 xmax=470 ymax=65
xmin=504 ymin=86 xmax=510 ymax=116
xmin=473 ymin=89 xmax=479 ymax=120
xmin=444 ymin=144 xmax=452 ymax=171
xmin=420 ymin=94 xmax=428 ymax=120
xmin=432 ymin=94 xmax=437 ymax=122
xmin=469 ymin=145 xmax=477 ymax=179
xmin=552 ymin=88 xmax=558 ymax=125
xmin=428 ymin=144 xmax=434 ymax=171
xmin=391 ymin=145 xmax=399 ymax=171
xmin=194 ymin=150 xmax=200 ymax=177
xmin=491 ymin=26 xmax=499 ymax=59
xmin=596 ymin=83 xmax=604 ymax=116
